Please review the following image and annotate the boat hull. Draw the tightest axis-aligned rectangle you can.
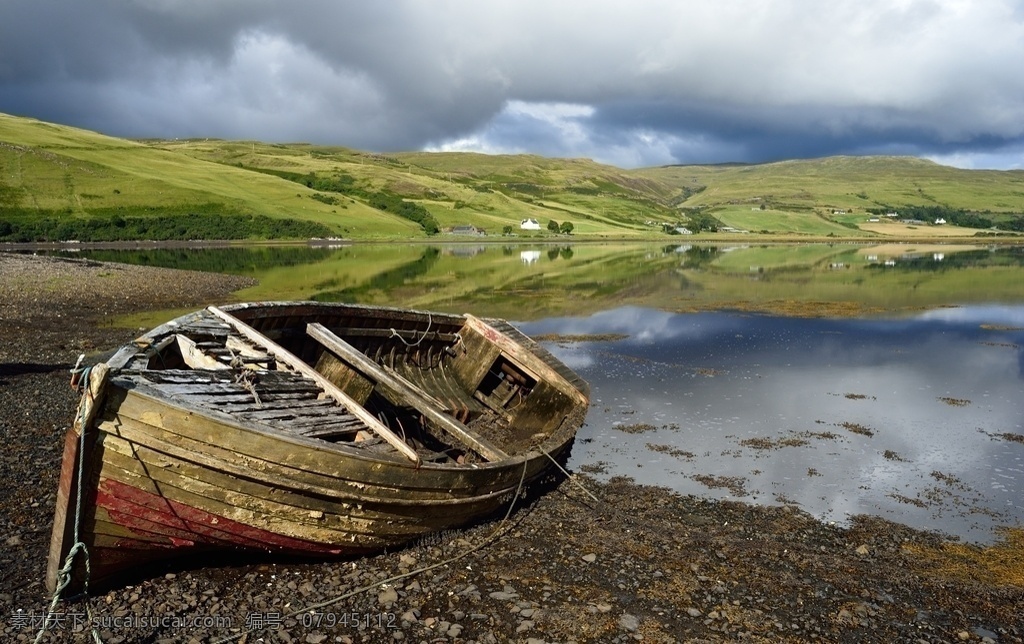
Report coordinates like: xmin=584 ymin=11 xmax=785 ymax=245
xmin=47 ymin=302 xmax=589 ymax=591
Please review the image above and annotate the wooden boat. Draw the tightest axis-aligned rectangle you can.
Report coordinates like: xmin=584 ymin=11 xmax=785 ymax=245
xmin=47 ymin=302 xmax=589 ymax=592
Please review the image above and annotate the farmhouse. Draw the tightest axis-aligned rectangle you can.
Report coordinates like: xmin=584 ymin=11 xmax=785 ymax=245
xmin=520 ymin=218 xmax=541 ymax=230
xmin=447 ymin=225 xmax=485 ymax=236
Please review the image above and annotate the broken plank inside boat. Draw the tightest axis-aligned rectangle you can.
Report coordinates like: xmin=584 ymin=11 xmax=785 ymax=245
xmin=47 ymin=301 xmax=590 ymax=592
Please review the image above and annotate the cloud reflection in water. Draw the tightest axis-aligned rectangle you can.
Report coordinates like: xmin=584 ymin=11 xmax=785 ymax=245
xmin=520 ymin=306 xmax=1024 ymax=543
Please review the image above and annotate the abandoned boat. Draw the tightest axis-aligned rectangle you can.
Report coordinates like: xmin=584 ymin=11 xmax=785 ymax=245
xmin=47 ymin=301 xmax=589 ymax=592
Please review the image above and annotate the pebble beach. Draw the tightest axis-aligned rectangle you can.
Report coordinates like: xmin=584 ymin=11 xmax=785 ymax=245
xmin=1 ymin=253 xmax=1021 ymax=643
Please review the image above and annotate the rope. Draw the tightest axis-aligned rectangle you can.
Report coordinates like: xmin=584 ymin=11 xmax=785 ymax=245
xmin=539 ymin=446 xmax=601 ymax=503
xmin=389 ymin=312 xmax=432 ymax=347
xmin=35 ymin=363 xmax=103 ymax=644
xmin=210 ymin=457 xmax=532 ymax=644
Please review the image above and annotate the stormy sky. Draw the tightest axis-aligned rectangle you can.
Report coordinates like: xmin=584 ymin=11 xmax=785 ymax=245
xmin=2 ymin=0 xmax=1024 ymax=169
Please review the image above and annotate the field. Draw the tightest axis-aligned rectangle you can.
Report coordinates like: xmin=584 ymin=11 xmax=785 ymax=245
xmin=2 ymin=112 xmax=1024 ymax=242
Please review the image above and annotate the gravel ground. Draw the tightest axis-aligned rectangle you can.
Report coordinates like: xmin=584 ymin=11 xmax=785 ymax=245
xmin=1 ymin=253 xmax=1021 ymax=644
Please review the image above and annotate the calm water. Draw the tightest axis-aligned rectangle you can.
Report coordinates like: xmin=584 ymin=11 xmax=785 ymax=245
xmin=521 ymin=306 xmax=1024 ymax=543
xmin=33 ymin=242 xmax=1024 ymax=541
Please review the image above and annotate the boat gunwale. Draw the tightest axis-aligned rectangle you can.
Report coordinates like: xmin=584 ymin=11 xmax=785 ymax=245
xmin=111 ymin=302 xmax=586 ymax=473
xmin=111 ymin=380 xmax=573 ymax=485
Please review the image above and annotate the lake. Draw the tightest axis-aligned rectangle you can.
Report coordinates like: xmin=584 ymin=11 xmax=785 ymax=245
xmin=43 ymin=241 xmax=1024 ymax=542
xmin=521 ymin=305 xmax=1024 ymax=543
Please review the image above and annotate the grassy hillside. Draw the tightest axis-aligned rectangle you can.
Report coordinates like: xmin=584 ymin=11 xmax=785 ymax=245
xmin=640 ymin=156 xmax=1024 ymax=234
xmin=2 ymin=112 xmax=1024 ymax=242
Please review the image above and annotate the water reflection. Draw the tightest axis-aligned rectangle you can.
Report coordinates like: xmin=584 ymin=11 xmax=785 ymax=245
xmin=34 ymin=243 xmax=1024 ymax=321
xmin=22 ymin=242 xmax=1024 ymax=540
xmin=520 ymin=306 xmax=1024 ymax=543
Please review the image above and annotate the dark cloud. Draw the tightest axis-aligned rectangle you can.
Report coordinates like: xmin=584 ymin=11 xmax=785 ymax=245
xmin=2 ymin=0 xmax=1023 ymax=168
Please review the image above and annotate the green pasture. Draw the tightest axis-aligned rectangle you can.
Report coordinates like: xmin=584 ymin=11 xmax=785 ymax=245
xmin=710 ymin=205 xmax=863 ymax=236
xmin=4 ymin=113 xmax=1024 ymax=242
xmin=642 ymin=156 xmax=1024 ymax=215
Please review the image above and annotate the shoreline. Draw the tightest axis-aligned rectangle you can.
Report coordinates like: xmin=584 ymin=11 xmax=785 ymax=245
xmin=1 ymin=254 xmax=1021 ymax=643
xmin=2 ymin=230 xmax=1024 ymax=254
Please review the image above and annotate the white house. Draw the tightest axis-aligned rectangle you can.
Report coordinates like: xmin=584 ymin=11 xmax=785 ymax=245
xmin=520 ymin=218 xmax=541 ymax=230
xmin=935 ymin=218 xmax=946 ymax=225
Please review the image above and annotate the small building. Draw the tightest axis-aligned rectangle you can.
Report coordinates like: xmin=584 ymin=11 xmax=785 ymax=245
xmin=935 ymin=218 xmax=946 ymax=225
xmin=448 ymin=225 xmax=485 ymax=236
xmin=520 ymin=218 xmax=541 ymax=231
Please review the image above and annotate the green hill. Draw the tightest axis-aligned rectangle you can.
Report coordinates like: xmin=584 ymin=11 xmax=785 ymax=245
xmin=2 ymin=112 xmax=1023 ymax=242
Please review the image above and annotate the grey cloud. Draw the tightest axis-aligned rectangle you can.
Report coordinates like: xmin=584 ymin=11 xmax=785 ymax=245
xmin=2 ymin=0 xmax=1024 ymax=168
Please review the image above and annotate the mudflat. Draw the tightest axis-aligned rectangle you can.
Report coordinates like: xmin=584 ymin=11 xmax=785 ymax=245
xmin=1 ymin=253 xmax=1020 ymax=643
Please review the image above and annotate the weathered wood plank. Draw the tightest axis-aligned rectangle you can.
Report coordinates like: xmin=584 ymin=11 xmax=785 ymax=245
xmin=174 ymin=334 xmax=232 ymax=371
xmin=307 ymin=322 xmax=508 ymax=463
xmin=100 ymin=440 xmax=457 ymax=537
xmin=105 ymin=391 xmax=524 ymax=497
xmin=325 ymin=326 xmax=461 ymax=344
xmin=46 ymin=364 xmax=111 ymax=592
xmin=209 ymin=306 xmax=422 ymax=465
xmin=464 ymin=315 xmax=589 ymax=406
xmin=314 ymin=351 xmax=375 ymax=406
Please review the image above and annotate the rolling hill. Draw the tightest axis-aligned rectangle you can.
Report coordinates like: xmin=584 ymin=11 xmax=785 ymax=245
xmin=2 ymin=112 xmax=1023 ymax=242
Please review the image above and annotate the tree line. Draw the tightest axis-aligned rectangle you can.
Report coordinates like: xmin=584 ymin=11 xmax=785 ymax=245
xmin=0 ymin=211 xmax=335 ymax=242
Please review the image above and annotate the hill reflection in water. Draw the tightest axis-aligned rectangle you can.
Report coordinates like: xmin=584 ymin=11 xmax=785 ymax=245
xmin=520 ymin=305 xmax=1024 ymax=543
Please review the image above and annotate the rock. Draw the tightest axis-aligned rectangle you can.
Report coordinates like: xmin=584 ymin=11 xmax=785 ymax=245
xmin=400 ymin=610 xmax=419 ymax=624
xmin=378 ymin=586 xmax=399 ymax=605
xmin=490 ymin=589 xmax=519 ymax=601
xmin=686 ymin=607 xmax=702 ymax=618
xmin=619 ymin=613 xmax=640 ymax=632
xmin=399 ymin=553 xmax=417 ymax=567
xmin=516 ymin=620 xmax=535 ymax=633
xmin=5 ymin=535 xmax=22 ymax=547
xmin=582 ymin=553 xmax=598 ymax=563
xmin=856 ymin=544 xmax=870 ymax=555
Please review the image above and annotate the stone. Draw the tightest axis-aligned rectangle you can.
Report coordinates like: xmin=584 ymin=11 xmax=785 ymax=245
xmin=399 ymin=553 xmax=417 ymax=567
xmin=516 ymin=620 xmax=535 ymax=633
xmin=400 ymin=610 xmax=419 ymax=623
xmin=378 ymin=586 xmax=399 ymax=605
xmin=619 ymin=613 xmax=640 ymax=632
xmin=490 ymin=590 xmax=519 ymax=601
